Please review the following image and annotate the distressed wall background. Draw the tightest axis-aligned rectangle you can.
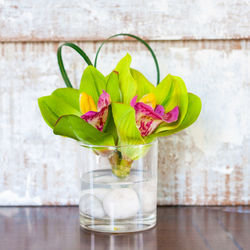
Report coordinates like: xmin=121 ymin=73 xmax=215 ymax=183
xmin=0 ymin=0 xmax=249 ymax=205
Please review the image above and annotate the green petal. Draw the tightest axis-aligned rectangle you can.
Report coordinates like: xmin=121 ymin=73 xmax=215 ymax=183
xmin=106 ymin=71 xmax=122 ymax=102
xmin=155 ymin=75 xmax=188 ymax=132
xmin=130 ymin=68 xmax=155 ymax=99
xmin=154 ymin=74 xmax=174 ymax=105
xmin=79 ymin=65 xmax=106 ymax=104
xmin=112 ymin=102 xmax=144 ymax=146
xmin=38 ymin=88 xmax=81 ymax=128
xmin=103 ymin=106 xmax=118 ymax=145
xmin=149 ymin=93 xmax=201 ymax=138
xmin=112 ymin=102 xmax=151 ymax=160
xmin=52 ymin=88 xmax=80 ymax=111
xmin=115 ymin=53 xmax=137 ymax=104
xmin=53 ymin=114 xmax=115 ymax=146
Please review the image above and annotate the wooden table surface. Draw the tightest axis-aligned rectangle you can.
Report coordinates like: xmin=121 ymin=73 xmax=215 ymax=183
xmin=0 ymin=206 xmax=249 ymax=250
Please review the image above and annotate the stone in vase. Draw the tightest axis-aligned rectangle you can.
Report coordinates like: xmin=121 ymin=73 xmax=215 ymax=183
xmin=135 ymin=180 xmax=157 ymax=213
xmin=79 ymin=193 xmax=105 ymax=218
xmin=103 ymin=188 xmax=140 ymax=219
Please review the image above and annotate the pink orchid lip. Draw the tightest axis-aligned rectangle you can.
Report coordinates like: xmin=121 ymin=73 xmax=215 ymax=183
xmin=81 ymin=107 xmax=108 ymax=132
xmin=154 ymin=105 xmax=165 ymax=116
xmin=162 ymin=106 xmax=179 ymax=123
xmin=131 ymin=95 xmax=179 ymax=136
xmin=97 ymin=90 xmax=111 ymax=111
xmin=81 ymin=90 xmax=111 ymax=132
xmin=134 ymin=102 xmax=163 ymax=137
xmin=130 ymin=95 xmax=138 ymax=108
xmin=134 ymin=102 xmax=162 ymax=120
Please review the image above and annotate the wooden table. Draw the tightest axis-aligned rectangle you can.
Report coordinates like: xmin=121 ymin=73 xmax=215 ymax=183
xmin=0 ymin=206 xmax=249 ymax=250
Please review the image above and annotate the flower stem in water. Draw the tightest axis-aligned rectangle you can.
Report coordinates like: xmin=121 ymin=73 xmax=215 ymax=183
xmin=109 ymin=151 xmax=133 ymax=178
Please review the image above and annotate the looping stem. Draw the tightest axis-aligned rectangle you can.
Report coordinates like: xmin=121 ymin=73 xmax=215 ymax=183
xmin=57 ymin=42 xmax=93 ymax=88
xmin=94 ymin=33 xmax=160 ymax=85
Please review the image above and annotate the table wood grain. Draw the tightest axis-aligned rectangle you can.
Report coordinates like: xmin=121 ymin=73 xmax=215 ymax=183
xmin=0 ymin=206 xmax=249 ymax=250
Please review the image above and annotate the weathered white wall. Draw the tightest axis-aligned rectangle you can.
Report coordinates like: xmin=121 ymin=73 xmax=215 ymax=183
xmin=0 ymin=0 xmax=249 ymax=205
xmin=0 ymin=0 xmax=250 ymax=41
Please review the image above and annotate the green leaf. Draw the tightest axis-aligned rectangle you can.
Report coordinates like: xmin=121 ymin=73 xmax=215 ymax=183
xmin=115 ymin=54 xmax=137 ymax=104
xmin=79 ymin=66 xmax=106 ymax=104
xmin=130 ymin=68 xmax=155 ymax=99
xmin=53 ymin=115 xmax=115 ymax=146
xmin=112 ymin=103 xmax=144 ymax=146
xmin=38 ymin=88 xmax=81 ymax=128
xmin=149 ymin=93 xmax=201 ymax=138
xmin=155 ymin=75 xmax=188 ymax=132
xmin=106 ymin=71 xmax=122 ymax=102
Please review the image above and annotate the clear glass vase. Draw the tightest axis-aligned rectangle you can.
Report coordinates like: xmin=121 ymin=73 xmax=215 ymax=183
xmin=79 ymin=140 xmax=158 ymax=233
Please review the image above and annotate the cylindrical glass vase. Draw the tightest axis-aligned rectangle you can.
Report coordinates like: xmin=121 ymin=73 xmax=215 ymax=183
xmin=79 ymin=140 xmax=158 ymax=233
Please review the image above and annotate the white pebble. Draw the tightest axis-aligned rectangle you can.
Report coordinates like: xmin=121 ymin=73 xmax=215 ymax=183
xmin=103 ymin=188 xmax=140 ymax=219
xmin=135 ymin=181 xmax=157 ymax=213
xmin=79 ymin=194 xmax=105 ymax=218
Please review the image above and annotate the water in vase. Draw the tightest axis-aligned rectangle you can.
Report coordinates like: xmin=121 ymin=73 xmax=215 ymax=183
xmin=79 ymin=169 xmax=157 ymax=233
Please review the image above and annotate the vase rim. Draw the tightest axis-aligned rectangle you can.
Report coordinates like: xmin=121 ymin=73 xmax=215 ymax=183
xmin=79 ymin=139 xmax=157 ymax=149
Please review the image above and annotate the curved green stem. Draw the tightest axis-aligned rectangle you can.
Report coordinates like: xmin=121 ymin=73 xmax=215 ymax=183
xmin=94 ymin=33 xmax=160 ymax=85
xmin=57 ymin=42 xmax=93 ymax=88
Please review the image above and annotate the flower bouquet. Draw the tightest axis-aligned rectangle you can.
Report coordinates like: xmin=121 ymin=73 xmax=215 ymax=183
xmin=38 ymin=34 xmax=201 ymax=233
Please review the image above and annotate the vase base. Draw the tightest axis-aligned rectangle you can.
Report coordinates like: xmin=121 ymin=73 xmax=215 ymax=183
xmin=79 ymin=213 xmax=156 ymax=233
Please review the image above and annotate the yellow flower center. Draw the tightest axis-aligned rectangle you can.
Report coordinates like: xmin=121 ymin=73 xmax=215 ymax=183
xmin=80 ymin=92 xmax=97 ymax=114
xmin=139 ymin=93 xmax=156 ymax=109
